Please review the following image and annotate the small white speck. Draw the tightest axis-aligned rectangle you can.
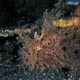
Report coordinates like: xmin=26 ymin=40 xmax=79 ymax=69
xmin=70 ymin=75 xmax=72 ymax=78
xmin=68 ymin=78 xmax=71 ymax=80
xmin=43 ymin=73 xmax=46 ymax=76
xmin=19 ymin=78 xmax=22 ymax=80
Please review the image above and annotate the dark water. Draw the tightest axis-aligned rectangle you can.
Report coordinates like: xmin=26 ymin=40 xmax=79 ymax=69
xmin=0 ymin=0 xmax=58 ymax=27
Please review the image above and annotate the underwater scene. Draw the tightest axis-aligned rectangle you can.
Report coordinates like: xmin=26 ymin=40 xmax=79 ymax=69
xmin=0 ymin=0 xmax=80 ymax=80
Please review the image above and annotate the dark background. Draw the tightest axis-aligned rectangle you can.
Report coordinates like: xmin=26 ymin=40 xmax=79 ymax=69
xmin=0 ymin=0 xmax=58 ymax=27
